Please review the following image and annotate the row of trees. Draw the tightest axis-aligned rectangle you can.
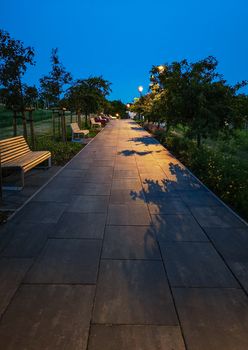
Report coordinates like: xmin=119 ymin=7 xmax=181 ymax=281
xmin=0 ymin=29 xmax=126 ymax=130
xmin=130 ymin=56 xmax=248 ymax=146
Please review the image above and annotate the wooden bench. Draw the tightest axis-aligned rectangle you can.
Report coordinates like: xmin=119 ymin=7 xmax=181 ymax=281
xmin=70 ymin=123 xmax=89 ymax=142
xmin=90 ymin=117 xmax=102 ymax=128
xmin=0 ymin=136 xmax=51 ymax=189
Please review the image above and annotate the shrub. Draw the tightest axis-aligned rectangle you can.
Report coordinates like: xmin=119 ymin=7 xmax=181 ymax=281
xmin=34 ymin=136 xmax=84 ymax=166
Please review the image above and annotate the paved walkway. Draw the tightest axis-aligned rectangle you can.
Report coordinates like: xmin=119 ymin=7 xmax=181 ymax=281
xmin=0 ymin=119 xmax=248 ymax=350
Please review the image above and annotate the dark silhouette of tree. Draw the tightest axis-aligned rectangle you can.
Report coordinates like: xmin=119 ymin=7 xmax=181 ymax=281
xmin=40 ymin=48 xmax=72 ymax=107
xmin=66 ymin=76 xmax=111 ymax=126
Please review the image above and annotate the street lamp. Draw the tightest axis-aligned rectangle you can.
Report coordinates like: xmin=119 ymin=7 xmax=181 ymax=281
xmin=157 ymin=65 xmax=165 ymax=73
xmin=138 ymin=85 xmax=143 ymax=97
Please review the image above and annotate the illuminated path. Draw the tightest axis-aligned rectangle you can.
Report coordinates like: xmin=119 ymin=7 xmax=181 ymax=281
xmin=0 ymin=119 xmax=248 ymax=349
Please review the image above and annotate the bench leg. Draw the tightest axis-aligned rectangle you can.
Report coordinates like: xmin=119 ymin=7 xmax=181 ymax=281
xmin=48 ymin=157 xmax=52 ymax=168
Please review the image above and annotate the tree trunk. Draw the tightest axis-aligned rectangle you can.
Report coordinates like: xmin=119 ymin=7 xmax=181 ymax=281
xmin=85 ymin=112 xmax=88 ymax=127
xmin=13 ymin=111 xmax=17 ymax=136
xmin=61 ymin=112 xmax=66 ymax=143
xmin=52 ymin=112 xmax=56 ymax=140
xmin=22 ymin=110 xmax=28 ymax=140
xmin=29 ymin=110 xmax=35 ymax=149
xmin=77 ymin=111 xmax=81 ymax=128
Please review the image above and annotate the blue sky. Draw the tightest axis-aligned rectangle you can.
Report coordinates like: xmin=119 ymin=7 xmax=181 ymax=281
xmin=1 ymin=0 xmax=248 ymax=102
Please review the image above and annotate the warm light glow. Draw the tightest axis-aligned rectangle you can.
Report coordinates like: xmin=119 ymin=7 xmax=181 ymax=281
xmin=158 ymin=65 xmax=165 ymax=73
xmin=126 ymin=104 xmax=130 ymax=108
xmin=138 ymin=85 xmax=144 ymax=93
xmin=116 ymin=113 xmax=119 ymax=116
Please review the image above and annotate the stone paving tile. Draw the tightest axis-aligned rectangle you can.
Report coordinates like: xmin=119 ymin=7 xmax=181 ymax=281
xmin=72 ymin=182 xmax=112 ymax=196
xmin=51 ymin=212 xmax=106 ymax=239
xmin=0 ymin=224 xmax=15 ymax=253
xmin=45 ymin=175 xmax=85 ymax=190
xmin=93 ymin=260 xmax=178 ymax=324
xmin=0 ymin=258 xmax=32 ymax=316
xmin=25 ymin=239 xmax=101 ymax=284
xmin=88 ymin=325 xmax=186 ymax=350
xmin=93 ymin=160 xmax=115 ymax=167
xmin=13 ymin=202 xmax=67 ymax=224
xmin=113 ymin=169 xmax=139 ymax=179
xmin=161 ymin=242 xmax=238 ymax=287
xmin=31 ymin=188 xmax=73 ymax=203
xmin=152 ymin=214 xmax=208 ymax=242
xmin=148 ymin=198 xmax=190 ymax=215
xmin=179 ymin=190 xmax=221 ymax=207
xmin=57 ymin=169 xmax=87 ymax=178
xmin=107 ymin=204 xmax=151 ymax=225
xmin=191 ymin=206 xmax=246 ymax=228
xmin=102 ymin=226 xmax=161 ymax=260
xmin=0 ymin=285 xmax=94 ymax=350
xmin=2 ymin=222 xmax=54 ymax=258
xmin=110 ymin=189 xmax=146 ymax=205
xmin=67 ymin=195 xmax=109 ymax=213
xmin=112 ymin=179 xmax=142 ymax=191
xmin=173 ymin=288 xmax=248 ymax=350
xmin=82 ymin=172 xmax=113 ymax=183
xmin=205 ymin=227 xmax=248 ymax=292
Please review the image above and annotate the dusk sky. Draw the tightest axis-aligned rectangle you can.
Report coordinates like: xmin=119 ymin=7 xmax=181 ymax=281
xmin=1 ymin=0 xmax=248 ymax=102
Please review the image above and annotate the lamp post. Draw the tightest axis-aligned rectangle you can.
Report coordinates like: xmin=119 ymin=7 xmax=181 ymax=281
xmin=138 ymin=85 xmax=143 ymax=97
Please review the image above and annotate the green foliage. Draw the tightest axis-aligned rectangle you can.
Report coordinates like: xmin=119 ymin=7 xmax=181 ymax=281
xmin=35 ymin=136 xmax=83 ymax=166
xmin=163 ymin=131 xmax=248 ymax=220
xmin=104 ymin=100 xmax=127 ymax=118
xmin=65 ymin=76 xmax=112 ymax=125
xmin=133 ymin=56 xmax=247 ymax=146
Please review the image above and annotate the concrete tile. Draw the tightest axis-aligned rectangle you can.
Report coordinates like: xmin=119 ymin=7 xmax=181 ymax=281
xmin=88 ymin=325 xmax=186 ymax=350
xmin=152 ymin=214 xmax=208 ymax=242
xmin=52 ymin=212 xmax=106 ymax=239
xmin=113 ymin=169 xmax=139 ymax=179
xmin=0 ymin=258 xmax=32 ymax=316
xmin=112 ymin=179 xmax=142 ymax=191
xmin=73 ymin=182 xmax=111 ymax=196
xmin=191 ymin=206 xmax=246 ymax=228
xmin=110 ymin=189 xmax=146 ymax=205
xmin=57 ymin=169 xmax=87 ymax=178
xmin=161 ymin=242 xmax=238 ymax=287
xmin=148 ymin=198 xmax=190 ymax=215
xmin=179 ymin=190 xmax=220 ymax=207
xmin=102 ymin=226 xmax=161 ymax=260
xmin=32 ymin=188 xmax=73 ymax=203
xmin=0 ymin=285 xmax=94 ymax=350
xmin=205 ymin=227 xmax=248 ymax=292
xmin=93 ymin=260 xmax=178 ymax=324
xmin=25 ymin=239 xmax=101 ymax=283
xmin=68 ymin=195 xmax=109 ymax=213
xmin=107 ymin=204 xmax=151 ymax=225
xmin=14 ymin=202 xmax=67 ymax=224
xmin=2 ymin=222 xmax=54 ymax=257
xmin=173 ymin=288 xmax=248 ymax=350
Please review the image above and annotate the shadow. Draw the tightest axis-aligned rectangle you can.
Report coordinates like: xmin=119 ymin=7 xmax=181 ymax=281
xmin=129 ymin=136 xmax=159 ymax=146
xmin=118 ymin=150 xmax=153 ymax=157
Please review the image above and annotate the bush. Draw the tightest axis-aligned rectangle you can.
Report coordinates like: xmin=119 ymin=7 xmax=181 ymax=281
xmin=34 ymin=136 xmax=84 ymax=166
xmin=165 ymin=133 xmax=248 ymax=220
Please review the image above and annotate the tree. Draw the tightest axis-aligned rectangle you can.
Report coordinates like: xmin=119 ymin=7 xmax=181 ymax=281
xmin=40 ymin=48 xmax=72 ymax=107
xmin=66 ymin=76 xmax=111 ymax=126
xmin=0 ymin=29 xmax=35 ymax=137
xmin=150 ymin=56 xmax=247 ymax=146
xmin=104 ymin=100 xmax=127 ymax=118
